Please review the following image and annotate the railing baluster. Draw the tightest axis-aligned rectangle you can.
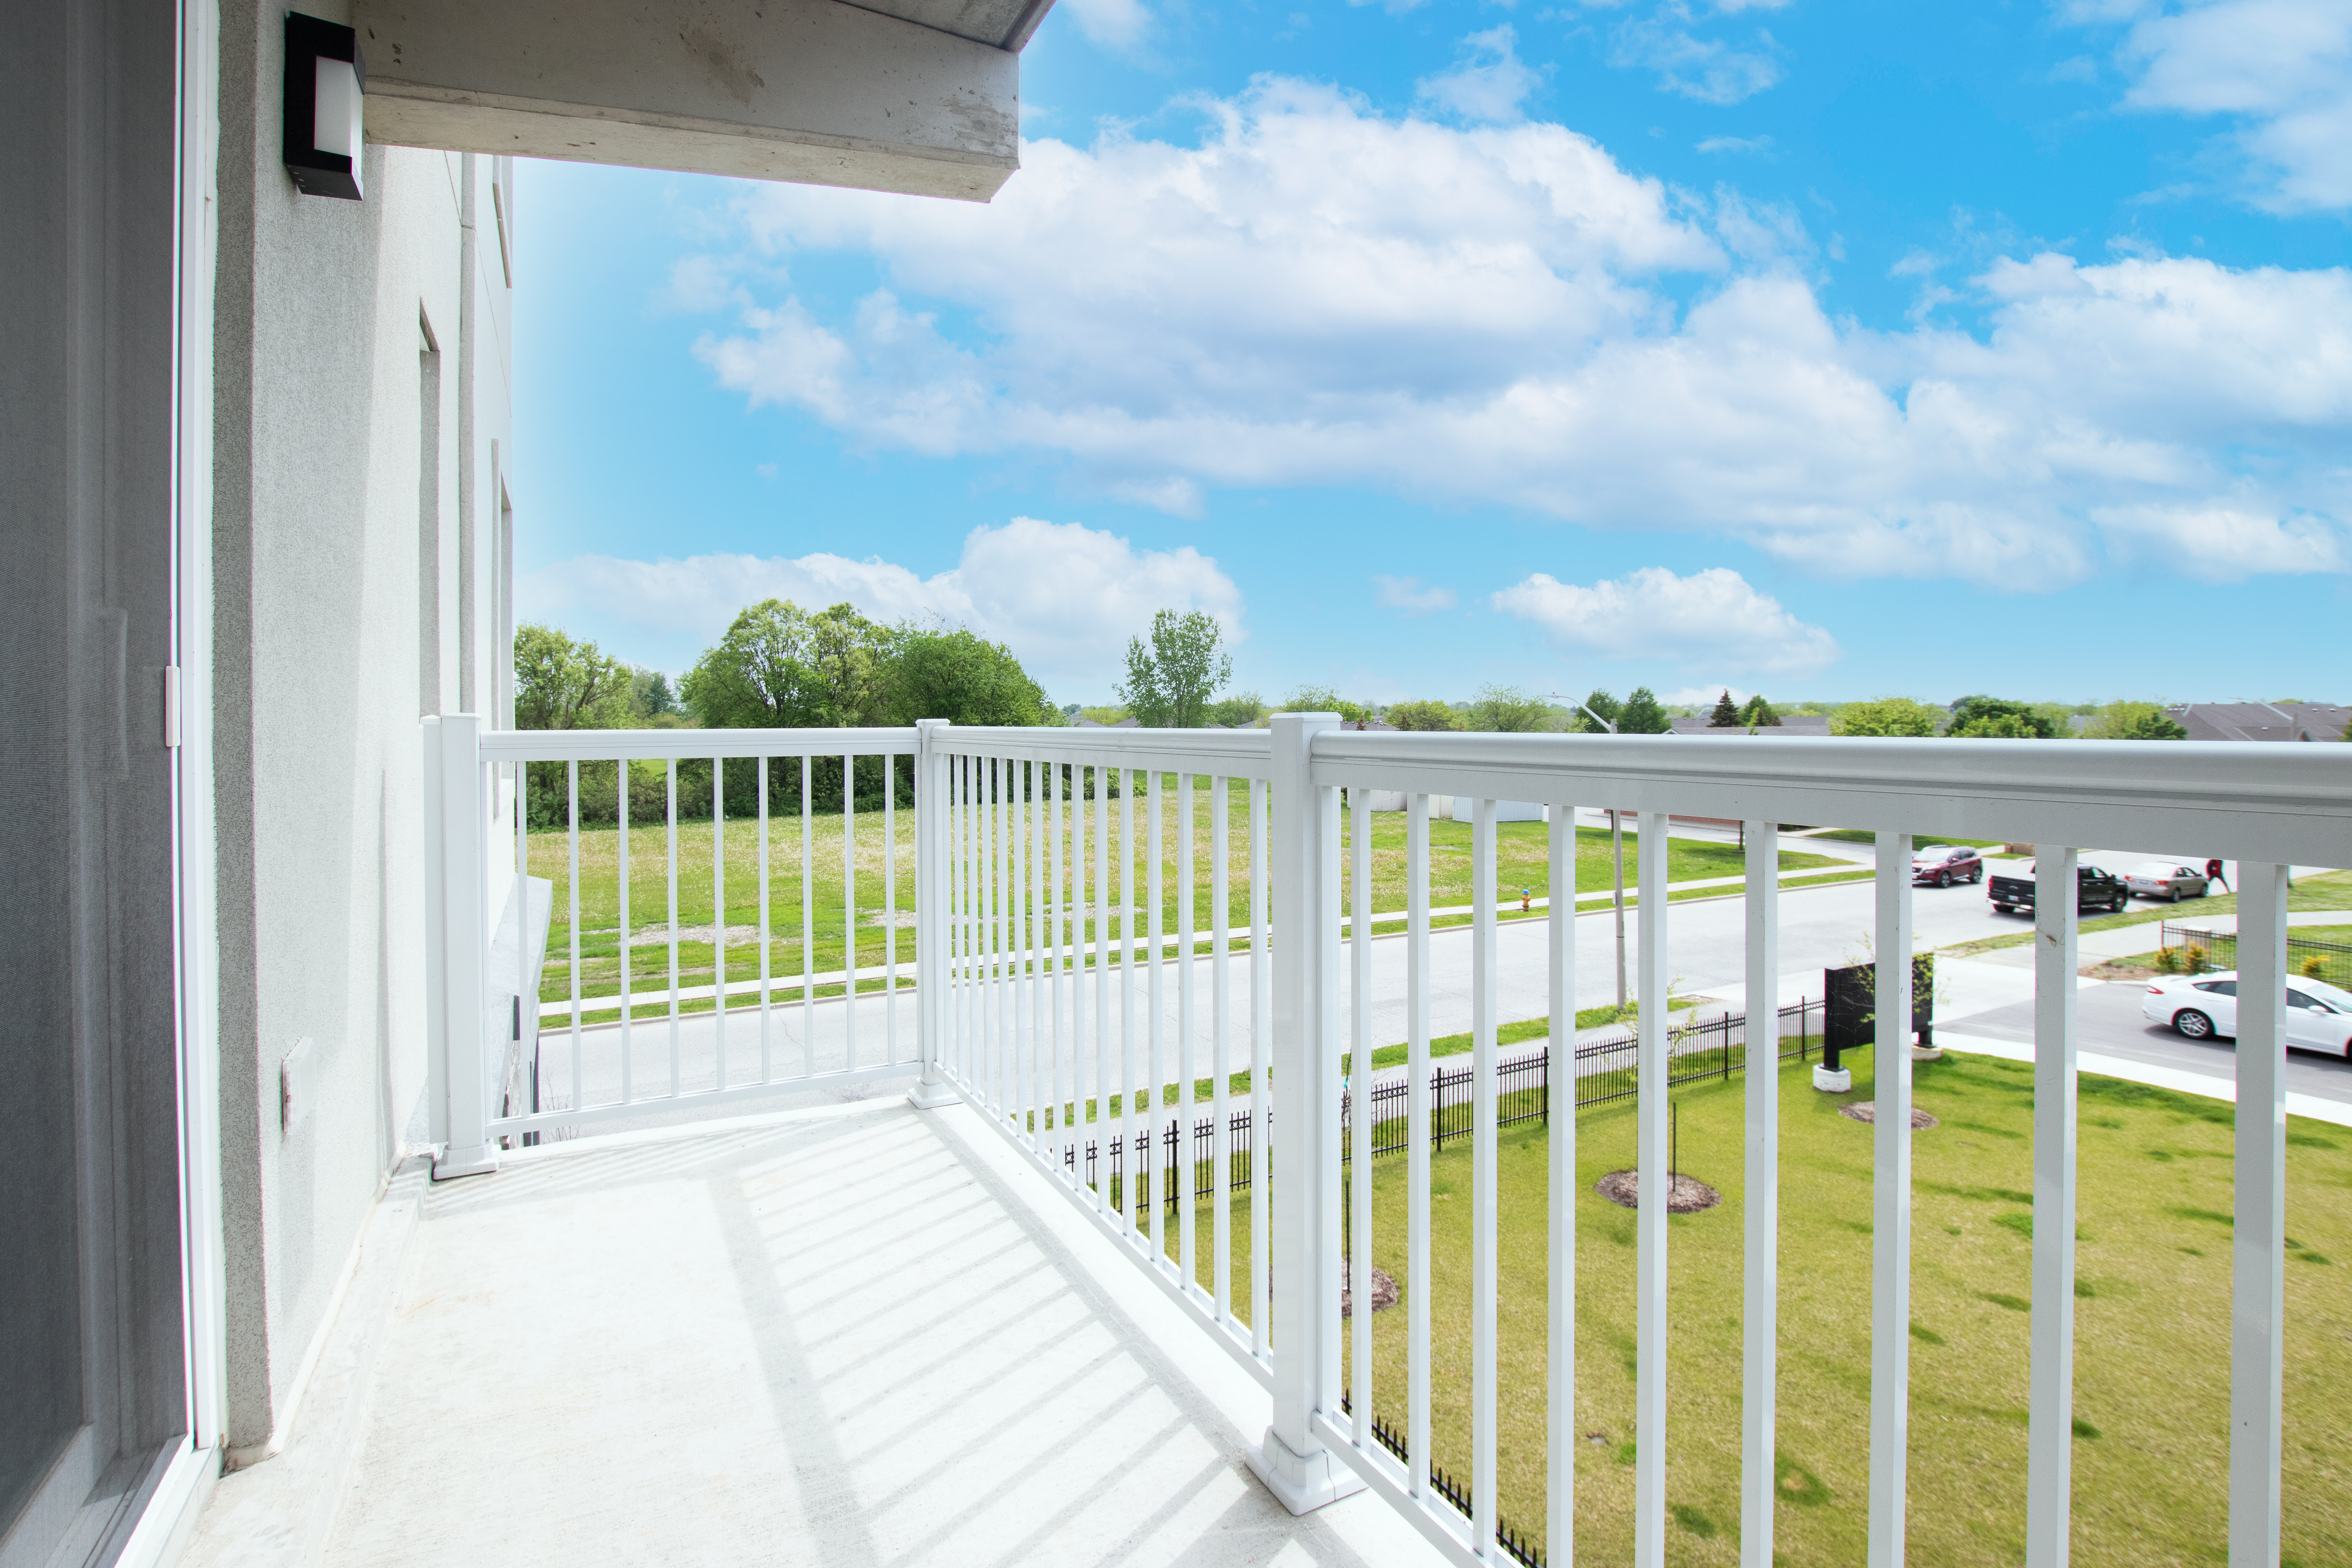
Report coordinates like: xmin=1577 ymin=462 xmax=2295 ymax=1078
xmin=1634 ymin=808 xmax=1670 ymax=1568
xmin=801 ymin=753 xmax=814 ymax=1082
xmin=1251 ymin=775 xmax=1271 ymax=1358
xmin=1350 ymin=785 xmax=1374 ymax=1455
xmin=1030 ymin=759 xmax=1045 ymax=1149
xmin=1741 ymin=819 xmax=1780 ymax=1568
xmin=885 ymin=749 xmax=898 ymax=1065
xmin=713 ymin=755 xmax=727 ymax=1092
xmin=758 ymin=757 xmax=772 ymax=1084
xmin=988 ymin=755 xmax=1003 ymax=1117
xmin=1096 ymin=764 xmax=1112 ymax=1211
xmin=1213 ymin=772 xmax=1233 ymax=1322
xmin=1180 ymin=769 xmax=1198 ymax=1292
xmin=619 ymin=757 xmax=632 ymax=1105
xmin=568 ymin=759 xmax=581 ymax=1116
xmin=1050 ymin=761 xmax=1067 ymax=1176
xmin=844 ymin=751 xmax=857 ymax=1075
xmin=1548 ymin=799 xmax=1577 ymax=1566
xmin=1408 ymin=791 xmax=1433 ymax=1503
xmin=666 ymin=759 xmax=680 ymax=1098
xmin=1150 ymin=765 xmax=1166 ymax=1257
xmin=2025 ymin=846 xmax=2078 ymax=1568
xmin=2232 ymin=860 xmax=2291 ymax=1568
xmin=1472 ymin=797 xmax=1498 ymax=1557
xmin=1868 ymin=831 xmax=1916 ymax=1568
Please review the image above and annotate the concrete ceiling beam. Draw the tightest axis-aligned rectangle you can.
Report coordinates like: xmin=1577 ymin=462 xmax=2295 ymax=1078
xmin=352 ymin=0 xmax=1023 ymax=201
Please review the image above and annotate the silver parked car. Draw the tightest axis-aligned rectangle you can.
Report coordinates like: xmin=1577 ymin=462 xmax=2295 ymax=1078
xmin=2123 ymin=860 xmax=2210 ymax=901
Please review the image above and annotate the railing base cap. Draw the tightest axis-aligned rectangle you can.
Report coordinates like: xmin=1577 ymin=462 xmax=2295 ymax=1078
xmin=905 ymin=1079 xmax=960 ymax=1111
xmin=1247 ymin=1426 xmax=1368 ymax=1515
xmin=432 ymin=1145 xmax=500 ymax=1181
xmin=1812 ymin=1065 xmax=1853 ymax=1094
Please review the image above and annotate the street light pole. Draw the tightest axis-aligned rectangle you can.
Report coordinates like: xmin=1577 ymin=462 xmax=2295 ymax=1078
xmin=1554 ymin=695 xmax=1631 ymax=1013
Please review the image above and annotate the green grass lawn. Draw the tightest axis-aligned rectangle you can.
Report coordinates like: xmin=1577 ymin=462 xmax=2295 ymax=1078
xmin=1145 ymin=1047 xmax=2352 ymax=1566
xmin=1815 ymin=829 xmax=2016 ymax=850
xmin=521 ymin=781 xmax=1840 ymax=1014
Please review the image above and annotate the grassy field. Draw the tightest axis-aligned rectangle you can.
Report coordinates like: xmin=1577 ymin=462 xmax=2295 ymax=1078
xmin=1146 ymin=1047 xmax=2352 ymax=1566
xmin=520 ymin=780 xmax=1840 ymax=1012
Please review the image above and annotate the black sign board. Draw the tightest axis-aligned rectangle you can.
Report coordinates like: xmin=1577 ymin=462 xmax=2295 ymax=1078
xmin=1822 ymin=955 xmax=1935 ymax=1071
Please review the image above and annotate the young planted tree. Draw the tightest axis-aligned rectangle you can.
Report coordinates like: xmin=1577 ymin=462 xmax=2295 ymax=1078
xmin=1119 ymin=609 xmax=1233 ymax=728
xmin=514 ymin=622 xmax=633 ymax=730
xmin=1467 ymin=682 xmax=1551 ymax=732
xmin=1707 ymin=690 xmax=1742 ymax=727
xmin=1616 ymin=686 xmax=1672 ymax=734
xmin=1387 ymin=698 xmax=1466 ymax=731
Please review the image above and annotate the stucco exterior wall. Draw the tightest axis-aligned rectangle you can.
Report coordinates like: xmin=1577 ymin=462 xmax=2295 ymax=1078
xmin=211 ymin=0 xmax=513 ymax=1453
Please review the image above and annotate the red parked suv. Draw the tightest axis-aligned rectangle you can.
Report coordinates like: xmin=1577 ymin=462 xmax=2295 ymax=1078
xmin=1911 ymin=844 xmax=1985 ymax=887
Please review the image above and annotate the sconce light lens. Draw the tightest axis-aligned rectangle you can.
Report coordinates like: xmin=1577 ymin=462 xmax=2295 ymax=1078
xmin=284 ymin=13 xmax=366 ymax=201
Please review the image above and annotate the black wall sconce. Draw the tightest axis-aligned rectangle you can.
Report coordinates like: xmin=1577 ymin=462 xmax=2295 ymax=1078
xmin=284 ymin=11 xmax=365 ymax=200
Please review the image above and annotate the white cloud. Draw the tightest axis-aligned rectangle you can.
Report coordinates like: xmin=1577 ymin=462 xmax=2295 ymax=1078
xmin=1490 ymin=566 xmax=1840 ymax=675
xmin=1661 ymin=684 xmax=1752 ymax=707
xmin=1373 ymin=575 xmax=1459 ymax=615
xmin=693 ymin=82 xmax=2352 ymax=589
xmin=1060 ymin=0 xmax=1154 ymax=53
xmin=2094 ymin=0 xmax=2352 ymax=210
xmin=1416 ymin=27 xmax=1546 ymax=123
xmin=518 ymin=518 xmax=1242 ymax=693
xmin=2092 ymin=502 xmax=2346 ymax=579
xmin=1696 ymin=134 xmax=1775 ymax=154
xmin=1609 ymin=6 xmax=1787 ymax=104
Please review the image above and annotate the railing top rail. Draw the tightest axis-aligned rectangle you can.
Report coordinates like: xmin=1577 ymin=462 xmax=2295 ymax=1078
xmin=477 ymin=725 xmax=922 ymax=763
xmin=1306 ymin=730 xmax=2352 ymax=866
xmin=939 ymin=724 xmax=1278 ymax=779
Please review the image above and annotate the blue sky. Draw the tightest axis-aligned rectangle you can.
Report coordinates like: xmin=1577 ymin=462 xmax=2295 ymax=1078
xmin=513 ymin=0 xmax=2352 ymax=709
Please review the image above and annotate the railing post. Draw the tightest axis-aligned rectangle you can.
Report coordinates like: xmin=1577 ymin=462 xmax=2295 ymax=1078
xmin=2231 ymin=861 xmax=2290 ymax=1568
xmin=430 ymin=712 xmax=497 ymax=1180
xmin=1249 ymin=710 xmax=1363 ymax=1514
xmin=909 ymin=719 xmax=958 ymax=1109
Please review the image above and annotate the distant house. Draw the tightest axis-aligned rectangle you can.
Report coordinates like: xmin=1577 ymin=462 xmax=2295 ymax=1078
xmin=1667 ymin=715 xmax=1833 ymax=736
xmin=2167 ymin=702 xmax=2350 ymax=742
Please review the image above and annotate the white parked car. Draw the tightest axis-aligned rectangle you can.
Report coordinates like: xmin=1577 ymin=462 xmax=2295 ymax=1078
xmin=2141 ymin=971 xmax=2352 ymax=1055
xmin=2123 ymin=861 xmax=2211 ymax=901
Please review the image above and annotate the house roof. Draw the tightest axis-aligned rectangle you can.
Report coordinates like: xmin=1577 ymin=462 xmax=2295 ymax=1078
xmin=2167 ymin=702 xmax=2350 ymax=742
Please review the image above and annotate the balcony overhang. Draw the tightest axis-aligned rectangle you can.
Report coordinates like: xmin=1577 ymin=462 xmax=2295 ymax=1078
xmin=353 ymin=0 xmax=1047 ymax=201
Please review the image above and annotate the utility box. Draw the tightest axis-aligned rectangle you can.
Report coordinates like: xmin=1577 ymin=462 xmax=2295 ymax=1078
xmin=1822 ymin=955 xmax=1934 ymax=1072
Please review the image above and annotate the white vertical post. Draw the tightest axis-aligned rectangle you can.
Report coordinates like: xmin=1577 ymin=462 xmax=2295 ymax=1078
xmin=1349 ymin=786 xmax=1374 ymax=1453
xmin=1409 ymin=792 xmax=1433 ymax=1503
xmin=909 ymin=722 xmax=956 ymax=1109
xmin=1633 ymin=809 xmax=1670 ymax=1568
xmin=2025 ymin=846 xmax=2079 ymax=1568
xmin=1181 ymin=771 xmax=1199 ymax=1291
xmin=1741 ymin=820 xmax=1780 ymax=1568
xmin=1150 ymin=766 xmax=1166 ymax=1253
xmin=1472 ymin=798 xmax=1499 ymax=1556
xmin=2232 ymin=862 xmax=2290 ymax=1568
xmin=1250 ymin=776 xmax=1271 ymax=1357
xmin=1213 ymin=773 xmax=1233 ymax=1318
xmin=1547 ymin=800 xmax=1576 ymax=1568
xmin=1250 ymin=711 xmax=1361 ymax=1514
xmin=1868 ymin=833 xmax=1915 ymax=1568
xmin=432 ymin=713 xmax=497 ymax=1179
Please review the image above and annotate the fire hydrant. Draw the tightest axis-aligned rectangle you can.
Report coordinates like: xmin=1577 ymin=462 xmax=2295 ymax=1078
xmin=1520 ymin=887 xmax=1531 ymax=913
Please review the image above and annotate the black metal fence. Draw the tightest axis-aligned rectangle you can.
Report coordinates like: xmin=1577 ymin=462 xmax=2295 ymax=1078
xmin=2159 ymin=923 xmax=2352 ymax=989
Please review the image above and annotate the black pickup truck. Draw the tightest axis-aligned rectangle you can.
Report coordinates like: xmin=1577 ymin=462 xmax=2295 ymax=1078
xmin=1989 ymin=862 xmax=2129 ymax=916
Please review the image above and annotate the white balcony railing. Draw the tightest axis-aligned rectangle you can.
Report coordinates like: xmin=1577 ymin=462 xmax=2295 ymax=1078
xmin=423 ymin=713 xmax=2352 ymax=1568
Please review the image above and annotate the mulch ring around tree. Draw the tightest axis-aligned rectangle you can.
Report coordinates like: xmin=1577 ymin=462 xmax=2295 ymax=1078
xmin=1838 ymin=1103 xmax=1940 ymax=1130
xmin=1594 ymin=1171 xmax=1721 ymax=1213
xmin=1342 ymin=1260 xmax=1401 ymax=1319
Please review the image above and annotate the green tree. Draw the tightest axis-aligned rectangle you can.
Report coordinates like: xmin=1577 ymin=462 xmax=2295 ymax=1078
xmin=1208 ymin=691 xmax=1265 ymax=726
xmin=1281 ymin=683 xmax=1368 ymax=722
xmin=1739 ymin=693 xmax=1782 ymax=726
xmin=807 ymin=603 xmax=887 ymax=724
xmin=681 ymin=599 xmax=831 ymax=728
xmin=1118 ymin=609 xmax=1233 ymax=728
xmin=1617 ymin=686 xmax=1671 ymax=734
xmin=1948 ymin=694 xmax=2063 ymax=739
xmin=1707 ymin=690 xmax=1742 ymax=727
xmin=1833 ymin=697 xmax=1944 ymax=737
xmin=1575 ymin=690 xmax=1622 ymax=733
xmin=2080 ymin=700 xmax=2189 ymax=740
xmin=1467 ymin=682 xmax=1551 ymax=732
xmin=1387 ymin=699 xmax=1466 ymax=732
xmin=871 ymin=623 xmax=1047 ymax=726
xmin=642 ymin=670 xmax=678 ymax=717
xmin=514 ymin=622 xmax=633 ymax=730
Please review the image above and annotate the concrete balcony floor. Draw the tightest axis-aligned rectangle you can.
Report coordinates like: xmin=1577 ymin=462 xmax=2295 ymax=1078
xmin=179 ymin=1097 xmax=1444 ymax=1568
